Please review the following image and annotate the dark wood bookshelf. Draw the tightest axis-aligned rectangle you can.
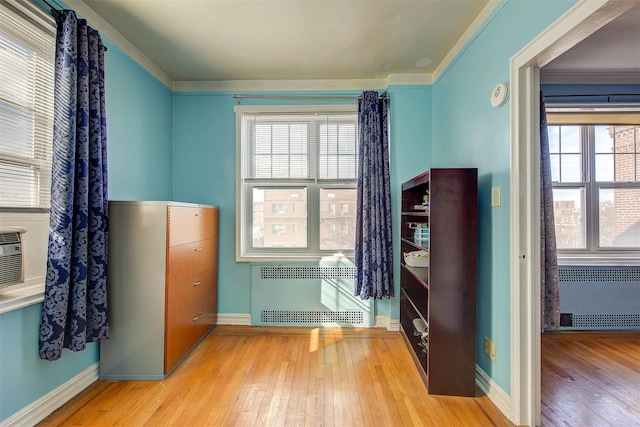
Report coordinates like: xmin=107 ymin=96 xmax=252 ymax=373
xmin=399 ymin=168 xmax=478 ymax=397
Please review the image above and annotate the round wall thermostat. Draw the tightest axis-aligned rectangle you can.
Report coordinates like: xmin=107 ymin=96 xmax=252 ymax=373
xmin=490 ymin=82 xmax=509 ymax=107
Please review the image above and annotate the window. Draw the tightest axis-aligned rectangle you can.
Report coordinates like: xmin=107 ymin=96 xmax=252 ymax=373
xmin=0 ymin=0 xmax=55 ymax=209
xmin=548 ymin=117 xmax=640 ymax=256
xmin=237 ymin=105 xmax=358 ymax=260
xmin=0 ymin=0 xmax=55 ymax=313
xmin=271 ymin=202 xmax=284 ymax=215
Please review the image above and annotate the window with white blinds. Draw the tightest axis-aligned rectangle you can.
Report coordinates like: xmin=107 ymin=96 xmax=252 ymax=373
xmin=0 ymin=0 xmax=55 ymax=209
xmin=236 ymin=105 xmax=359 ymax=260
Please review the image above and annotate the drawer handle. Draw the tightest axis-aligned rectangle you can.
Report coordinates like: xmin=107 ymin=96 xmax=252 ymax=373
xmin=193 ymin=280 xmax=202 ymax=287
xmin=193 ymin=313 xmax=202 ymax=321
xmin=195 ymin=213 xmax=204 ymax=217
xmin=194 ymin=247 xmax=203 ymax=252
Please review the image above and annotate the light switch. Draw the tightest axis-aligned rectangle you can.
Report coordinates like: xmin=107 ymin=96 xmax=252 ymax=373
xmin=491 ymin=187 xmax=501 ymax=207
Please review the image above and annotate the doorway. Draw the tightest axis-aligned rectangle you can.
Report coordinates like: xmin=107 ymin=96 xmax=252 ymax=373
xmin=509 ymin=1 xmax=637 ymax=425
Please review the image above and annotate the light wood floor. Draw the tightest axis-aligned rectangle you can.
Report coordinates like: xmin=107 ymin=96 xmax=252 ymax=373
xmin=541 ymin=331 xmax=640 ymax=427
xmin=39 ymin=326 xmax=513 ymax=427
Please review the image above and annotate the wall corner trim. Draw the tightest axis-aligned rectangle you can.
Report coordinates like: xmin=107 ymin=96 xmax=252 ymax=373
xmin=1 ymin=362 xmax=99 ymax=427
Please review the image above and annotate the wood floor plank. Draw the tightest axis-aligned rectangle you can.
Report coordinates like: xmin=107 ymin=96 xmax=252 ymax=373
xmin=37 ymin=326 xmax=532 ymax=427
xmin=541 ymin=331 xmax=640 ymax=427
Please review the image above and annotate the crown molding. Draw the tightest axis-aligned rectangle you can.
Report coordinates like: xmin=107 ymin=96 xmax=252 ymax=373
xmin=173 ymin=74 xmax=434 ymax=93
xmin=66 ymin=0 xmax=173 ymax=89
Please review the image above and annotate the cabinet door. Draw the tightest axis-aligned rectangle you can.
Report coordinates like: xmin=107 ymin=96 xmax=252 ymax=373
xmin=168 ymin=206 xmax=218 ymax=247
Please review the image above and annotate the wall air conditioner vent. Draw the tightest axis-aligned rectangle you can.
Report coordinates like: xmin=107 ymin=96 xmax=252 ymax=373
xmin=0 ymin=230 xmax=24 ymax=289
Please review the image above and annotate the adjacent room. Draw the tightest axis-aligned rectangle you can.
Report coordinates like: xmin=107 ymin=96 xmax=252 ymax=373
xmin=1 ymin=0 xmax=638 ymax=426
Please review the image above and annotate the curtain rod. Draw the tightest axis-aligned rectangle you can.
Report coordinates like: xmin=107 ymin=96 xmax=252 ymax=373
xmin=40 ymin=0 xmax=108 ymax=51
xmin=232 ymin=94 xmax=388 ymax=104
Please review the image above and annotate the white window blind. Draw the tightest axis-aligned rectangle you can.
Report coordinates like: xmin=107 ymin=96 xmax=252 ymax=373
xmin=245 ymin=112 xmax=357 ymax=181
xmin=0 ymin=0 xmax=55 ymax=209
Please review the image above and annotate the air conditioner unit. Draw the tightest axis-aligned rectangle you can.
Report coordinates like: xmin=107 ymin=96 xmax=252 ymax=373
xmin=0 ymin=228 xmax=25 ymax=289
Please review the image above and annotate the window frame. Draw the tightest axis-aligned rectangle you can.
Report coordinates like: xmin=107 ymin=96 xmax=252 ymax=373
xmin=547 ymin=110 xmax=640 ymax=261
xmin=0 ymin=0 xmax=55 ymax=212
xmin=235 ymin=104 xmax=358 ymax=261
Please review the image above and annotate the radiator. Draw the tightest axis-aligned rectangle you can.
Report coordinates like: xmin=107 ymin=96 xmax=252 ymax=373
xmin=250 ymin=256 xmax=374 ymax=327
xmin=558 ymin=265 xmax=640 ymax=330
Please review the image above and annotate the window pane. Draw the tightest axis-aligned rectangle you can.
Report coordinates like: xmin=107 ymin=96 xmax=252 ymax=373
xmin=320 ymin=188 xmax=356 ymax=250
xmin=595 ymin=153 xmax=614 ymax=181
xmin=599 ymin=188 xmax=640 ymax=248
xmin=614 ymin=126 xmax=638 ymax=182
xmin=318 ymin=122 xmax=357 ymax=179
xmin=550 ymin=153 xmax=560 ymax=182
xmin=553 ymin=188 xmax=585 ymax=249
xmin=560 ymin=126 xmax=580 ymax=152
xmin=614 ymin=154 xmax=636 ymax=182
xmin=561 ymin=154 xmax=582 ymax=182
xmin=548 ymin=126 xmax=560 ymax=153
xmin=612 ymin=125 xmax=636 ymax=153
xmin=249 ymin=122 xmax=309 ymax=179
xmin=252 ymin=187 xmax=307 ymax=248
xmin=594 ymin=125 xmax=613 ymax=153
xmin=0 ymin=161 xmax=38 ymax=206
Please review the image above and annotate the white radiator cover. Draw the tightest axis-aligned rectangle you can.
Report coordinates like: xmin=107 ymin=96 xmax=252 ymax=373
xmin=559 ymin=266 xmax=640 ymax=330
xmin=250 ymin=256 xmax=374 ymax=327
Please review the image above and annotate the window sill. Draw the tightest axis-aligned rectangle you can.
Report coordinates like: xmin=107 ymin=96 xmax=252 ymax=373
xmin=0 ymin=279 xmax=45 ymax=315
xmin=558 ymin=253 xmax=640 ymax=266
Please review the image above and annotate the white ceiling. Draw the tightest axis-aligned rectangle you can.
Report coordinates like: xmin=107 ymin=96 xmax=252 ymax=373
xmin=76 ymin=0 xmax=640 ymax=85
xmin=80 ymin=0 xmax=491 ymax=82
xmin=542 ymin=2 xmax=640 ymax=83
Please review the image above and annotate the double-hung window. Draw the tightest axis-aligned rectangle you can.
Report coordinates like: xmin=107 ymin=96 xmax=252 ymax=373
xmin=236 ymin=105 xmax=358 ymax=260
xmin=0 ymin=0 xmax=55 ymax=210
xmin=547 ymin=110 xmax=640 ymax=259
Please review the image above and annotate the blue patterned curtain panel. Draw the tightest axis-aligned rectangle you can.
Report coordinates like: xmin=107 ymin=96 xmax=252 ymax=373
xmin=39 ymin=10 xmax=109 ymax=360
xmin=354 ymin=91 xmax=394 ymax=299
xmin=540 ymin=92 xmax=560 ymax=332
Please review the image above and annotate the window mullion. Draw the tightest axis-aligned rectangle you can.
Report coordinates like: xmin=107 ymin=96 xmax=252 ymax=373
xmin=583 ymin=125 xmax=596 ymax=251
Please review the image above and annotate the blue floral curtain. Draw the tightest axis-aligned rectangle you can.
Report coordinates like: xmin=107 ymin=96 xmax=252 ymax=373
xmin=39 ymin=10 xmax=109 ymax=360
xmin=540 ymin=92 xmax=560 ymax=331
xmin=354 ymin=91 xmax=393 ymax=299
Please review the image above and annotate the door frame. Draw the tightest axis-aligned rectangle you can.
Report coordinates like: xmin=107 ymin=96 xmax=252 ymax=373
xmin=509 ymin=1 xmax=635 ymax=425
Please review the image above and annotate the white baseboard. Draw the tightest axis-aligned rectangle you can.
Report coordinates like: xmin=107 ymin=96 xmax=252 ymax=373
xmin=374 ymin=315 xmax=400 ymax=331
xmin=475 ymin=364 xmax=512 ymax=422
xmin=1 ymin=362 xmax=99 ymax=427
xmin=215 ymin=313 xmax=252 ymax=326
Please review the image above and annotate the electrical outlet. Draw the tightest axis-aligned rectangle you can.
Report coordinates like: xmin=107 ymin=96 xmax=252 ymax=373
xmin=484 ymin=337 xmax=496 ymax=362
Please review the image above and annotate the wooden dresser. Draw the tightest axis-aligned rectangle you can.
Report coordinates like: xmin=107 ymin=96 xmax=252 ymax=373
xmin=100 ymin=201 xmax=219 ymax=380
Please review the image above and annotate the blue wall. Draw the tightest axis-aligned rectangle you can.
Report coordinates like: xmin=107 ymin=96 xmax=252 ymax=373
xmin=0 ymin=36 xmax=174 ymax=422
xmin=431 ymin=0 xmax=577 ymax=393
xmin=4 ymin=0 xmax=604 ymax=422
xmin=106 ymin=44 xmax=174 ymax=200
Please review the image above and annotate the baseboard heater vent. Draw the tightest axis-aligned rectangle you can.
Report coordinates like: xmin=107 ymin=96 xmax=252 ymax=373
xmin=559 ymin=265 xmax=640 ymax=331
xmin=261 ymin=310 xmax=363 ymax=324
xmin=558 ymin=267 xmax=640 ymax=282
xmin=260 ymin=266 xmax=355 ymax=280
xmin=568 ymin=314 xmax=640 ymax=329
